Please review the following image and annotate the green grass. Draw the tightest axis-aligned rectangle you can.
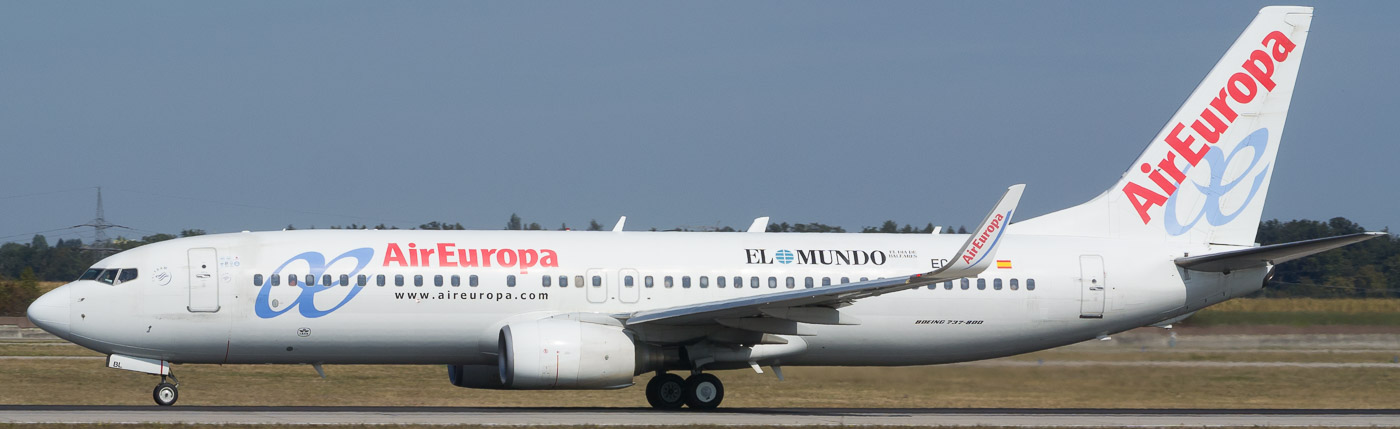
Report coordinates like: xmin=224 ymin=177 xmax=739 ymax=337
xmin=1186 ymin=311 xmax=1400 ymax=326
xmin=1 ymin=357 xmax=1397 ymax=409
xmin=1184 ymin=298 xmax=1400 ymax=326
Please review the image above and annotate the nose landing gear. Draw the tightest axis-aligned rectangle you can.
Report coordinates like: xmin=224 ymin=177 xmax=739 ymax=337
xmin=644 ymin=372 xmax=724 ymax=410
xmin=152 ymin=373 xmax=179 ymax=406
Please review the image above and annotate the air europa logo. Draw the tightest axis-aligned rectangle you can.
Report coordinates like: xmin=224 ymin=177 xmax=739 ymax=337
xmin=255 ymin=248 xmax=373 ymax=319
xmin=745 ymin=249 xmax=888 ymax=266
xmin=1163 ymin=128 xmax=1270 ymax=236
xmin=382 ymin=243 xmax=558 ymax=274
xmin=1122 ymin=30 xmax=1296 ymax=225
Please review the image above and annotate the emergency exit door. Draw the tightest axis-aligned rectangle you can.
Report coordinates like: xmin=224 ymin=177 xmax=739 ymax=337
xmin=586 ymin=268 xmax=608 ymax=304
xmin=188 ymin=248 xmax=220 ymax=312
xmin=1079 ymin=255 xmax=1105 ymax=319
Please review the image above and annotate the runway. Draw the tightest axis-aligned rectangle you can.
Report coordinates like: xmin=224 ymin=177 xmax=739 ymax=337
xmin=3 ymin=406 xmax=1400 ymax=426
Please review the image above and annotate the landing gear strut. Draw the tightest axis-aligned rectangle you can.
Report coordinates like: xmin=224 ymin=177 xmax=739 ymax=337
xmin=153 ymin=373 xmax=179 ymax=406
xmin=645 ymin=372 xmax=724 ymax=410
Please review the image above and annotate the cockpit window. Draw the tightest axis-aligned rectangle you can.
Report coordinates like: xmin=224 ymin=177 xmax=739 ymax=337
xmin=116 ymin=269 xmax=138 ymax=283
xmin=79 ymin=269 xmax=102 ymax=281
xmin=98 ymin=269 xmax=118 ymax=285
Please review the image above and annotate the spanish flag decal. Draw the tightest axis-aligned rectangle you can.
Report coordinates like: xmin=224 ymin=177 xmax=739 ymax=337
xmin=996 ymin=260 xmax=1012 ymax=269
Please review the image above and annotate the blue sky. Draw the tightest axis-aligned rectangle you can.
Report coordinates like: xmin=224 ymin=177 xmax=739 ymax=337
xmin=2 ymin=1 xmax=1395 ymax=242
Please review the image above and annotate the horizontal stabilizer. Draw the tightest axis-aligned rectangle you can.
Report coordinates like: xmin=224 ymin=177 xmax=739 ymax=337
xmin=1175 ymin=232 xmax=1385 ymax=273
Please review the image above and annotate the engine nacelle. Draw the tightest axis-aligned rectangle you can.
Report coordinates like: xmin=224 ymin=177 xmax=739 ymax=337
xmin=498 ymin=318 xmax=636 ymax=389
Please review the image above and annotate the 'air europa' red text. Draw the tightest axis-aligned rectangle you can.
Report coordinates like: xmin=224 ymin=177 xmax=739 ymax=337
xmin=382 ymin=243 xmax=559 ymax=274
xmin=961 ymin=213 xmax=1004 ymax=264
xmin=1122 ymin=31 xmax=1296 ymax=225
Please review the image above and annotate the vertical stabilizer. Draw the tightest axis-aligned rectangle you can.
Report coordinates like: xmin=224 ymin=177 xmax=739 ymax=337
xmin=1016 ymin=6 xmax=1312 ymax=247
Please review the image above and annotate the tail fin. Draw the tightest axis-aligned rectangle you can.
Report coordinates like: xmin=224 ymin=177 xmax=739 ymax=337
xmin=1016 ymin=6 xmax=1312 ymax=246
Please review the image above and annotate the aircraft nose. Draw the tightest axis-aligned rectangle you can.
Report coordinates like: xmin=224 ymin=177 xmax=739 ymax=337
xmin=27 ymin=284 xmax=70 ymax=340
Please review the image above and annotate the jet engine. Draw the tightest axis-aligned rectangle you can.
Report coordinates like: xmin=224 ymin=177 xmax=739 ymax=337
xmin=497 ymin=318 xmax=638 ymax=389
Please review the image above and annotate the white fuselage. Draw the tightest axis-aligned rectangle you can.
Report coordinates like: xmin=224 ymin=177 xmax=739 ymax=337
xmin=47 ymin=229 xmax=1262 ymax=367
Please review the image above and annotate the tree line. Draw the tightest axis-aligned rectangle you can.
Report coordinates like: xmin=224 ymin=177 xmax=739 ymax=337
xmin=0 ymin=215 xmax=1393 ymax=314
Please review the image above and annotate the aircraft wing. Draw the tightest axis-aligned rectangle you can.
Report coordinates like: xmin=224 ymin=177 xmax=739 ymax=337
xmin=624 ymin=185 xmax=1024 ymax=328
xmin=1174 ymin=232 xmax=1386 ymax=273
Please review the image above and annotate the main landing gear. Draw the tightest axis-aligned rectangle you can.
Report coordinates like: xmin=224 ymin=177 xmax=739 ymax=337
xmin=152 ymin=373 xmax=179 ymax=406
xmin=645 ymin=372 xmax=724 ymax=410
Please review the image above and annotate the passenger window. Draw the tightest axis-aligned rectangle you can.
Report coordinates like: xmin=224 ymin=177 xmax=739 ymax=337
xmin=357 ymin=274 xmax=368 ymax=287
xmin=960 ymin=278 xmax=969 ymax=290
xmin=80 ymin=269 xmax=102 ymax=281
xmin=340 ymin=274 xmax=350 ymax=287
xmin=993 ymin=278 xmax=1003 ymax=290
xmin=665 ymin=276 xmax=674 ymax=288
xmin=822 ymin=277 xmax=831 ymax=287
xmin=117 ymin=269 xmax=138 ymax=283
xmin=840 ymin=277 xmax=850 ymax=284
xmin=624 ymin=276 xmax=634 ymax=287
xmin=542 ymin=275 xmax=552 ymax=287
xmin=288 ymin=274 xmax=298 ymax=286
xmin=254 ymin=274 xmax=264 ymax=286
xmin=944 ymin=280 xmax=953 ymax=290
xmin=734 ymin=276 xmax=743 ymax=290
xmin=751 ymin=276 xmax=760 ymax=288
xmin=376 ymin=274 xmax=386 ymax=287
xmin=591 ymin=275 xmax=601 ymax=287
xmin=434 ymin=275 xmax=444 ymax=287
xmin=470 ymin=275 xmax=479 ymax=287
xmin=645 ymin=276 xmax=654 ymax=288
xmin=306 ymin=275 xmax=315 ymax=287
xmin=575 ymin=275 xmax=585 ymax=288
xmin=271 ymin=274 xmax=281 ymax=286
xmin=699 ymin=276 xmax=708 ymax=288
xmin=804 ymin=277 xmax=813 ymax=288
xmin=860 ymin=277 xmax=869 ymax=282
xmin=394 ymin=275 xmax=404 ymax=287
xmin=682 ymin=276 xmax=691 ymax=288
xmin=560 ymin=275 xmax=569 ymax=287
xmin=451 ymin=275 xmax=461 ymax=287
xmin=977 ymin=278 xmax=986 ymax=290
xmin=320 ymin=274 xmax=331 ymax=287
xmin=1027 ymin=278 xmax=1036 ymax=291
xmin=1010 ymin=278 xmax=1019 ymax=290
xmin=768 ymin=277 xmax=777 ymax=288
xmin=786 ymin=277 xmax=796 ymax=289
xmin=414 ymin=275 xmax=423 ymax=287
xmin=508 ymin=275 xmax=517 ymax=287
xmin=716 ymin=276 xmax=725 ymax=288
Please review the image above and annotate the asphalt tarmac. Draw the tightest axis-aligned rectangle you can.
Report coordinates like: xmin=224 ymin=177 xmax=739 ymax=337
xmin=2 ymin=406 xmax=1399 ymax=426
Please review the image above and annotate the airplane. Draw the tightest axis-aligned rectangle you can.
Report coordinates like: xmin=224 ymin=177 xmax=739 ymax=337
xmin=25 ymin=6 xmax=1383 ymax=410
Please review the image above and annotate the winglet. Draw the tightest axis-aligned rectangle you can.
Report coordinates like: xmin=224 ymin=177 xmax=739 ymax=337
xmin=747 ymin=217 xmax=770 ymax=233
xmin=612 ymin=216 xmax=626 ymax=232
xmin=921 ymin=184 xmax=1024 ymax=279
